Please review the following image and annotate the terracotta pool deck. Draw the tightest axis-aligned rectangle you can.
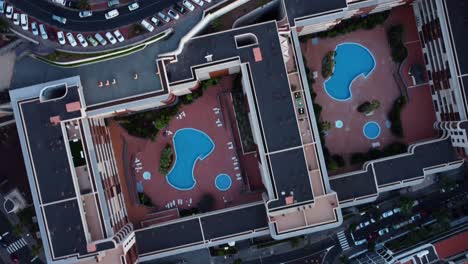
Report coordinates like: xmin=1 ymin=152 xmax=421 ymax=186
xmin=109 ymin=75 xmax=264 ymax=227
xmin=300 ymin=5 xmax=438 ymax=174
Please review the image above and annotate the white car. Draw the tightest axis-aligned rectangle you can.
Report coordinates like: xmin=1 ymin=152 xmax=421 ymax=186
xmin=128 ymin=2 xmax=139 ymax=11
xmin=52 ymin=15 xmax=67 ymax=24
xmin=105 ymin=9 xmax=119 ymax=19
xmin=140 ymin=19 xmax=154 ymax=32
xmin=182 ymin=0 xmax=195 ymax=11
xmin=94 ymin=33 xmax=107 ymax=45
xmin=354 ymin=238 xmax=367 ymax=246
xmin=5 ymin=5 xmax=13 ymax=18
xmin=378 ymin=228 xmax=389 ymax=236
xmin=382 ymin=210 xmax=394 ymax=218
xmin=151 ymin=17 xmax=161 ymax=26
xmin=66 ymin=32 xmax=77 ymax=47
xmin=39 ymin=24 xmax=48 ymax=40
xmin=53 ymin=0 xmax=66 ymax=5
xmin=13 ymin=13 xmax=19 ymax=25
xmin=358 ymin=221 xmax=370 ymax=229
xmin=31 ymin=22 xmax=38 ymax=36
xmin=205 ymin=0 xmax=211 ymax=2
xmin=105 ymin=32 xmax=117 ymax=44
xmin=393 ymin=208 xmax=401 ymax=214
xmin=192 ymin=0 xmax=204 ymax=6
xmin=113 ymin=30 xmax=124 ymax=42
xmin=157 ymin=12 xmax=170 ymax=23
xmin=57 ymin=31 xmax=66 ymax=45
xmin=78 ymin=10 xmax=93 ymax=18
xmin=167 ymin=9 xmax=179 ymax=20
xmin=20 ymin=14 xmax=28 ymax=30
xmin=76 ymin=33 xmax=88 ymax=47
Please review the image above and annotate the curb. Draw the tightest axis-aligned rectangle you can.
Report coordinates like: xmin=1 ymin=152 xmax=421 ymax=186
xmin=34 ymin=28 xmax=173 ymax=68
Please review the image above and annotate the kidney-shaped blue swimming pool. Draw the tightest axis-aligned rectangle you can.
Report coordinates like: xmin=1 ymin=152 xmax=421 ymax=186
xmin=166 ymin=128 xmax=215 ymax=190
xmin=324 ymin=43 xmax=376 ymax=101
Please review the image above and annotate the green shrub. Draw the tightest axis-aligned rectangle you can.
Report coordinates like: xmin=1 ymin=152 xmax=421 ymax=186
xmin=159 ymin=144 xmax=173 ymax=175
xmin=138 ymin=192 xmax=153 ymax=207
xmin=388 ymin=96 xmax=407 ymax=137
xmin=357 ymin=100 xmax=380 ymax=114
xmin=387 ymin=25 xmax=408 ymax=63
xmin=232 ymin=75 xmax=256 ymax=152
xmin=350 ymin=142 xmax=407 ymax=165
xmin=332 ymin=154 xmax=346 ymax=167
xmin=197 ymin=194 xmax=215 ymax=213
xmin=321 ymin=51 xmax=336 ymax=79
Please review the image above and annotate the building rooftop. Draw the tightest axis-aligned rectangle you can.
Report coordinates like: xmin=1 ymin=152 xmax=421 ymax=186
xmin=18 ymin=86 xmax=81 ymax=203
xmin=329 ymin=166 xmax=378 ymax=203
xmin=267 ymin=148 xmax=313 ymax=209
xmin=43 ymin=200 xmax=88 ymax=258
xmin=434 ymin=230 xmax=468 ymax=259
xmin=282 ymin=0 xmax=347 ymax=26
xmin=444 ymin=0 xmax=468 ymax=75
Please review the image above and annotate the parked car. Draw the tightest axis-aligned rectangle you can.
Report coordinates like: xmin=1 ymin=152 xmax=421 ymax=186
xmin=10 ymin=254 xmax=19 ymax=264
xmin=0 ymin=1 xmax=5 ymax=14
xmin=358 ymin=221 xmax=370 ymax=229
xmin=86 ymin=35 xmax=98 ymax=47
xmin=393 ymin=208 xmax=401 ymax=214
xmin=128 ymin=2 xmax=139 ymax=11
xmin=31 ymin=22 xmax=38 ymax=36
xmin=192 ymin=0 xmax=204 ymax=7
xmin=378 ymin=228 xmax=389 ymax=236
xmin=66 ymin=32 xmax=77 ymax=47
xmin=113 ymin=30 xmax=124 ymax=42
xmin=13 ymin=13 xmax=19 ymax=25
xmin=151 ymin=17 xmax=161 ymax=26
xmin=78 ymin=10 xmax=92 ymax=18
xmin=182 ymin=0 xmax=195 ymax=11
xmin=172 ymin=3 xmax=186 ymax=14
xmin=157 ymin=12 xmax=170 ymax=23
xmin=52 ymin=14 xmax=67 ymax=24
xmin=39 ymin=24 xmax=48 ymax=39
xmin=94 ymin=33 xmax=107 ymax=45
xmin=140 ymin=19 xmax=154 ymax=32
xmin=76 ymin=33 xmax=88 ymax=47
xmin=57 ymin=31 xmax=66 ymax=45
xmin=412 ymin=200 xmax=419 ymax=207
xmin=105 ymin=9 xmax=119 ymax=19
xmin=410 ymin=213 xmax=421 ymax=222
xmin=354 ymin=238 xmax=367 ymax=246
xmin=382 ymin=210 xmax=394 ymax=218
xmin=205 ymin=0 xmax=211 ymax=2
xmin=108 ymin=0 xmax=119 ymax=7
xmin=52 ymin=0 xmax=66 ymax=5
xmin=20 ymin=14 xmax=28 ymax=30
xmin=5 ymin=5 xmax=13 ymax=18
xmin=105 ymin=32 xmax=117 ymax=44
xmin=167 ymin=9 xmax=179 ymax=20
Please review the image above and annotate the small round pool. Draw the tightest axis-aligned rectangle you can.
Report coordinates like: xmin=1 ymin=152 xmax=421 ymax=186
xmin=215 ymin=174 xmax=232 ymax=191
xmin=363 ymin=121 xmax=381 ymax=139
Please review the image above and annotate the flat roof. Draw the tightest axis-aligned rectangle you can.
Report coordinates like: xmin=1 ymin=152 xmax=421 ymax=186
xmin=283 ymin=0 xmax=347 ymax=26
xmin=43 ymin=199 xmax=87 ymax=258
xmin=201 ymin=203 xmax=267 ymax=240
xmin=444 ymin=0 xmax=468 ymax=75
xmin=373 ymin=138 xmax=457 ymax=187
xmin=136 ymin=218 xmax=204 ymax=255
xmin=165 ymin=21 xmax=302 ymax=153
xmin=19 ymin=86 xmax=81 ymax=204
xmin=329 ymin=166 xmax=378 ymax=202
xmin=267 ymin=148 xmax=313 ymax=209
xmin=434 ymin=231 xmax=468 ymax=259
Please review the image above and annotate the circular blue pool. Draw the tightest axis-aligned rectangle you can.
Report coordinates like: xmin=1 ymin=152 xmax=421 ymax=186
xmin=215 ymin=174 xmax=232 ymax=191
xmin=363 ymin=121 xmax=381 ymax=139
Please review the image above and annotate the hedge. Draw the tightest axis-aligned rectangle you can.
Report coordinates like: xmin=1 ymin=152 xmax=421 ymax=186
xmin=357 ymin=100 xmax=380 ymax=114
xmin=322 ymin=51 xmax=336 ymax=79
xmin=350 ymin=142 xmax=408 ymax=164
xmin=387 ymin=25 xmax=408 ymax=63
xmin=232 ymin=75 xmax=256 ymax=152
xmin=388 ymin=96 xmax=407 ymax=138
xmin=159 ymin=144 xmax=173 ymax=175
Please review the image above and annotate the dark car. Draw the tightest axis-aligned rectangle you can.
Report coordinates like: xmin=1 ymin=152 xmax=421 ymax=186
xmin=10 ymin=254 xmax=19 ymax=263
xmin=172 ymin=3 xmax=186 ymax=14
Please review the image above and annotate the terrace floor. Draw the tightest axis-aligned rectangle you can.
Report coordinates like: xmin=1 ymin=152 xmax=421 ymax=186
xmin=300 ymin=5 xmax=438 ymax=174
xmin=109 ymin=75 xmax=264 ymax=227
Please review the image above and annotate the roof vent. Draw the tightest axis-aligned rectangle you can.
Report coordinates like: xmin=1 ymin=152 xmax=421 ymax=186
xmin=205 ymin=54 xmax=213 ymax=62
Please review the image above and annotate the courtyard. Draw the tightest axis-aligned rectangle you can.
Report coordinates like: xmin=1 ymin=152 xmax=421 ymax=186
xmin=300 ymin=5 xmax=438 ymax=174
xmin=108 ymin=75 xmax=264 ymax=227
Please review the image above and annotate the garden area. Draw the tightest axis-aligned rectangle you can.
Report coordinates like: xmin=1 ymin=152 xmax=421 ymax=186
xmin=231 ymin=75 xmax=256 ymax=153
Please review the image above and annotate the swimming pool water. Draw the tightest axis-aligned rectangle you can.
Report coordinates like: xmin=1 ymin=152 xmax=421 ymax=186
xmin=363 ymin=121 xmax=381 ymax=139
xmin=215 ymin=174 xmax=232 ymax=191
xmin=324 ymin=43 xmax=376 ymax=101
xmin=166 ymin=128 xmax=215 ymax=190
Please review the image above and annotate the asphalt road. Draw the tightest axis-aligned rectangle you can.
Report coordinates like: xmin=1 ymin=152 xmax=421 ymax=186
xmin=9 ymin=0 xmax=181 ymax=31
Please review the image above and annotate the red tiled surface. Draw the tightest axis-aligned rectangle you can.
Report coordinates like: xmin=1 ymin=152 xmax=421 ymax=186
xmin=109 ymin=76 xmax=264 ymax=226
xmin=300 ymin=5 xmax=438 ymax=174
xmin=434 ymin=231 xmax=468 ymax=259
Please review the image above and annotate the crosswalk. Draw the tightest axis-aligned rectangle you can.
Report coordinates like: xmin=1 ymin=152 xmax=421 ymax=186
xmin=337 ymin=230 xmax=350 ymax=251
xmin=6 ymin=238 xmax=27 ymax=254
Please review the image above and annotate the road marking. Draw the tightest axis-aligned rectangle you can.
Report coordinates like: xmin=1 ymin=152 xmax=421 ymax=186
xmin=7 ymin=238 xmax=28 ymax=254
xmin=337 ymin=231 xmax=350 ymax=251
